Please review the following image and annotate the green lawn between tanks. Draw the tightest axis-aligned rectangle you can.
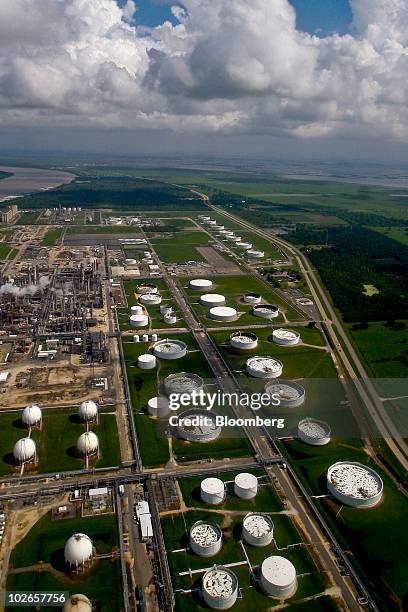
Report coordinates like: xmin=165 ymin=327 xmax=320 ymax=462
xmin=6 ymin=511 xmax=122 ymax=612
xmin=183 ymin=274 xmax=303 ymax=325
xmin=280 ymin=438 xmax=408 ymax=609
xmin=149 ymin=230 xmax=211 ymax=263
xmin=122 ymin=333 xmax=253 ymax=467
xmin=162 ymin=508 xmax=328 ymax=611
xmin=0 ymin=407 xmax=120 ymax=477
xmin=41 ymin=228 xmax=63 ymax=246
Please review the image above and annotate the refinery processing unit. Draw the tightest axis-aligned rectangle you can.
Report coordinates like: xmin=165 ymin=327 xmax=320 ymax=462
xmin=0 ymin=193 xmax=405 ymax=612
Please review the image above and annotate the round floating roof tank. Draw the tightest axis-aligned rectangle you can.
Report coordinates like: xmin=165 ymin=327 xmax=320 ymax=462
xmin=242 ymin=513 xmax=274 ymax=547
xmin=246 ymin=356 xmax=283 ymax=379
xmin=297 ymin=418 xmax=331 ymax=446
xmin=252 ymin=304 xmax=280 ymax=319
xmin=234 ymin=473 xmax=258 ymax=499
xmin=261 ymin=556 xmax=297 ymax=598
xmin=201 ymin=477 xmax=225 ymax=505
xmin=139 ymin=293 xmax=162 ymax=306
xmin=177 ymin=409 xmax=221 ymax=443
xmin=153 ymin=339 xmax=187 ymax=360
xmin=22 ymin=404 xmax=42 ymax=427
xmin=63 ymin=594 xmax=92 ymax=612
xmin=202 ymin=566 xmax=238 ymax=610
xmin=229 ymin=331 xmax=258 ymax=350
xmin=272 ymin=329 xmax=300 ymax=346
xmin=264 ymin=380 xmax=306 ymax=408
xmin=200 ymin=294 xmax=226 ymax=307
xmin=189 ymin=521 xmax=222 ymax=557
xmin=130 ymin=305 xmax=143 ymax=315
xmin=326 ymin=462 xmax=383 ymax=508
xmin=77 ymin=431 xmax=99 ymax=456
xmin=13 ymin=437 xmax=36 ymax=463
xmin=129 ymin=314 xmax=149 ymax=328
xmin=78 ymin=400 xmax=98 ymax=422
xmin=209 ymin=306 xmax=237 ymax=322
xmin=163 ymin=372 xmax=204 ymax=397
xmin=64 ymin=533 xmax=93 ymax=567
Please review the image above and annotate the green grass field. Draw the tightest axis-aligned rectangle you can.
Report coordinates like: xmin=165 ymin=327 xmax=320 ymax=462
xmin=41 ymin=228 xmax=63 ymax=246
xmin=150 ymin=230 xmax=210 ymax=263
xmin=370 ymin=226 xmax=408 ymax=245
xmin=0 ymin=243 xmax=16 ymax=259
xmin=347 ymin=321 xmax=408 ymax=377
xmin=16 ymin=210 xmax=41 ymax=224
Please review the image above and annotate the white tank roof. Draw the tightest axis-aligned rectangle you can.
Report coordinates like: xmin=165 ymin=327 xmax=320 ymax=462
xmin=77 ymin=431 xmax=99 ymax=455
xmin=22 ymin=404 xmax=42 ymax=426
xmin=13 ymin=437 xmax=36 ymax=462
xmin=64 ymin=533 xmax=93 ymax=566
xmin=327 ymin=462 xmax=382 ymax=500
xmin=200 ymin=293 xmax=226 ymax=306
xmin=243 ymin=514 xmax=273 ymax=537
xmin=79 ymin=400 xmax=98 ymax=420
xmin=261 ymin=556 xmax=296 ymax=587
xmin=201 ymin=477 xmax=225 ymax=496
xmin=190 ymin=278 xmax=213 ymax=289
xmin=235 ymin=472 xmax=257 ymax=490
xmin=63 ymin=594 xmax=92 ymax=612
xmin=209 ymin=306 xmax=237 ymax=320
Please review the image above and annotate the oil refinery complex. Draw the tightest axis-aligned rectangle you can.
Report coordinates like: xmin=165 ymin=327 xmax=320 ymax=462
xmin=0 ymin=196 xmax=403 ymax=612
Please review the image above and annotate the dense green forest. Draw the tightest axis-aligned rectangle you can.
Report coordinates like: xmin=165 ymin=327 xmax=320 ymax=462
xmin=15 ymin=177 xmax=206 ymax=210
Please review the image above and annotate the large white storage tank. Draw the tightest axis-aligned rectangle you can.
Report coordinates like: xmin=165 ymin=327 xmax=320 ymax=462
xmin=242 ymin=513 xmax=274 ymax=547
xmin=200 ymin=294 xmax=226 ymax=307
xmin=129 ymin=314 xmax=149 ymax=328
xmin=13 ymin=437 xmax=36 ymax=464
xmin=138 ymin=354 xmax=157 ymax=369
xmin=234 ymin=473 xmax=258 ymax=499
xmin=202 ymin=566 xmax=238 ymax=610
xmin=264 ymin=380 xmax=306 ymax=408
xmin=260 ymin=556 xmax=297 ymax=598
xmin=63 ymin=594 xmax=92 ymax=612
xmin=22 ymin=404 xmax=42 ymax=428
xmin=272 ymin=329 xmax=300 ymax=346
xmin=209 ymin=306 xmax=237 ymax=322
xmin=130 ymin=305 xmax=143 ymax=315
xmin=64 ymin=533 xmax=93 ymax=569
xmin=163 ymin=372 xmax=204 ymax=397
xmin=326 ymin=462 xmax=383 ymax=508
xmin=298 ymin=418 xmax=331 ymax=446
xmin=139 ymin=293 xmax=162 ymax=306
xmin=147 ymin=396 xmax=171 ymax=417
xmin=243 ymin=293 xmax=262 ymax=304
xmin=190 ymin=279 xmax=213 ymax=290
xmin=201 ymin=477 xmax=225 ymax=505
xmin=253 ymin=304 xmax=279 ymax=319
xmin=246 ymin=356 xmax=283 ymax=379
xmin=153 ymin=339 xmax=187 ymax=360
xmin=189 ymin=521 xmax=222 ymax=557
xmin=229 ymin=331 xmax=258 ymax=351
xmin=137 ymin=283 xmax=158 ymax=294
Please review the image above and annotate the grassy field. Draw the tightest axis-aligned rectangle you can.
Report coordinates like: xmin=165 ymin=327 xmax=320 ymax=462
xmin=150 ymin=230 xmax=210 ymax=263
xmin=370 ymin=226 xmax=408 ymax=245
xmin=7 ymin=510 xmax=121 ymax=612
xmin=0 ymin=407 xmax=120 ymax=476
xmin=347 ymin=321 xmax=408 ymax=377
xmin=0 ymin=243 xmax=16 ymax=259
xmin=41 ymin=228 xmax=63 ymax=246
xmin=16 ymin=210 xmax=41 ymax=224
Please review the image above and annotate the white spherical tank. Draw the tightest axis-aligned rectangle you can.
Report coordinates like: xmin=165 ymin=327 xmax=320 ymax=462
xmin=130 ymin=305 xmax=143 ymax=315
xmin=153 ymin=339 xmax=187 ymax=360
xmin=261 ymin=556 xmax=297 ymax=598
xmin=246 ymin=356 xmax=283 ymax=379
xmin=298 ymin=418 xmax=331 ymax=446
xmin=190 ymin=279 xmax=213 ymax=290
xmin=139 ymin=293 xmax=162 ymax=306
xmin=147 ymin=396 xmax=171 ymax=417
xmin=189 ymin=521 xmax=222 ymax=557
xmin=234 ymin=473 xmax=258 ymax=499
xmin=129 ymin=314 xmax=149 ymax=328
xmin=13 ymin=437 xmax=36 ymax=463
xmin=201 ymin=477 xmax=225 ymax=505
xmin=22 ymin=404 xmax=42 ymax=427
xmin=209 ymin=307 xmax=237 ymax=322
xmin=163 ymin=372 xmax=204 ymax=397
xmin=138 ymin=354 xmax=157 ymax=369
xmin=242 ymin=513 xmax=274 ymax=547
xmin=202 ymin=566 xmax=238 ymax=610
xmin=253 ymin=304 xmax=280 ymax=319
xmin=272 ymin=329 xmax=300 ymax=346
xmin=63 ymin=594 xmax=92 ymax=612
xmin=77 ymin=431 xmax=99 ymax=456
xmin=327 ymin=462 xmax=383 ymax=508
xmin=243 ymin=293 xmax=262 ymax=304
xmin=200 ymin=294 xmax=226 ymax=307
xmin=64 ymin=533 xmax=93 ymax=568
xmin=264 ymin=380 xmax=305 ymax=408
xmin=229 ymin=331 xmax=258 ymax=351
xmin=78 ymin=400 xmax=98 ymax=422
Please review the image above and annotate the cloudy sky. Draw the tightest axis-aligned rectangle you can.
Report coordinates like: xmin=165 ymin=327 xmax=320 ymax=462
xmin=0 ymin=0 xmax=407 ymax=161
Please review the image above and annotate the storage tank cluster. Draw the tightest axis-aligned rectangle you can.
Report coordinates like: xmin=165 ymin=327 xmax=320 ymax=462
xmin=163 ymin=372 xmax=204 ymax=397
xmin=189 ymin=278 xmax=213 ymax=290
xmin=189 ymin=521 xmax=222 ymax=557
xmin=64 ymin=533 xmax=93 ymax=570
xmin=252 ymin=304 xmax=280 ymax=319
xmin=243 ymin=292 xmax=262 ymax=304
xmin=202 ymin=566 xmax=238 ymax=610
xmin=201 ymin=477 xmax=225 ymax=505
xmin=22 ymin=404 xmax=42 ymax=429
xmin=246 ymin=356 xmax=283 ymax=379
xmin=229 ymin=331 xmax=258 ymax=351
xmin=147 ymin=396 xmax=171 ymax=417
xmin=260 ymin=556 xmax=297 ymax=598
xmin=176 ymin=409 xmax=221 ymax=443
xmin=133 ymin=333 xmax=158 ymax=343
xmin=272 ymin=329 xmax=300 ymax=346
xmin=265 ymin=380 xmax=306 ymax=408
xmin=242 ymin=513 xmax=274 ymax=547
xmin=327 ymin=462 xmax=383 ymax=507
xmin=153 ymin=338 xmax=187 ymax=360
xmin=210 ymin=306 xmax=238 ymax=322
xmin=234 ymin=472 xmax=258 ymax=499
xmin=298 ymin=418 xmax=331 ymax=446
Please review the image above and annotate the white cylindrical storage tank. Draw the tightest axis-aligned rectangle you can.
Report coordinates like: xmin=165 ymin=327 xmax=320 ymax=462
xmin=133 ymin=334 xmax=140 ymax=343
xmin=253 ymin=304 xmax=280 ymax=319
xmin=236 ymin=241 xmax=252 ymax=250
xmin=246 ymin=249 xmax=265 ymax=258
xmin=130 ymin=305 xmax=143 ymax=315
xmin=13 ymin=437 xmax=36 ymax=463
xmin=77 ymin=431 xmax=99 ymax=456
xmin=246 ymin=356 xmax=283 ymax=379
xmin=229 ymin=331 xmax=258 ymax=351
xmin=264 ymin=380 xmax=306 ymax=408
xmin=21 ymin=404 xmax=42 ymax=428
xmin=298 ymin=418 xmax=331 ymax=446
xmin=138 ymin=354 xmax=157 ymax=369
xmin=177 ymin=410 xmax=221 ymax=443
xmin=272 ymin=329 xmax=300 ymax=346
xmin=139 ymin=293 xmax=162 ymax=306
xmin=129 ymin=314 xmax=148 ymax=328
xmin=234 ymin=473 xmax=258 ymax=499
xmin=327 ymin=462 xmax=383 ymax=508
xmin=78 ymin=400 xmax=98 ymax=423
xmin=209 ymin=307 xmax=237 ymax=322
xmin=163 ymin=314 xmax=177 ymax=324
xmin=160 ymin=304 xmax=172 ymax=314
xmin=233 ymin=236 xmax=242 ymax=242
xmin=201 ymin=477 xmax=225 ymax=505
xmin=200 ymin=294 xmax=226 ymax=307
xmin=147 ymin=396 xmax=171 ymax=417
xmin=243 ymin=293 xmax=262 ymax=304
xmin=207 ymin=219 xmax=217 ymax=226
xmin=242 ymin=513 xmax=274 ymax=547
xmin=163 ymin=372 xmax=204 ymax=397
xmin=63 ymin=594 xmax=92 ymax=612
xmin=64 ymin=533 xmax=93 ymax=568
xmin=137 ymin=283 xmax=158 ymax=294
xmin=189 ymin=279 xmax=213 ymax=290
xmin=189 ymin=521 xmax=222 ymax=557
xmin=153 ymin=339 xmax=187 ymax=360
xmin=261 ymin=556 xmax=297 ymax=598
xmin=202 ymin=566 xmax=238 ymax=610
xmin=142 ymin=334 xmax=149 ymax=342
xmin=151 ymin=333 xmax=158 ymax=342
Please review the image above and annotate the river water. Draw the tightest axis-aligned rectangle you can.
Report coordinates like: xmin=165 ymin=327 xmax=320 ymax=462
xmin=0 ymin=165 xmax=75 ymax=202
